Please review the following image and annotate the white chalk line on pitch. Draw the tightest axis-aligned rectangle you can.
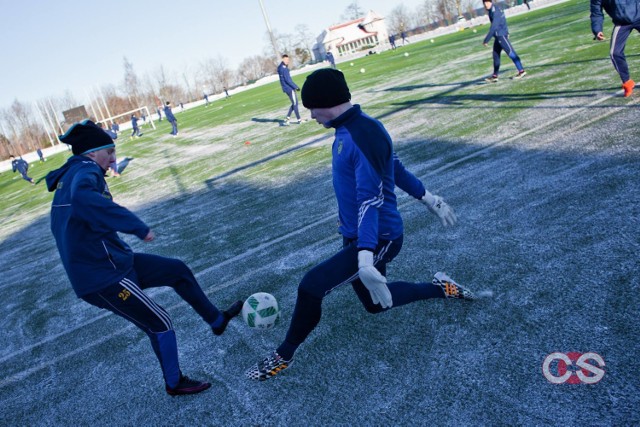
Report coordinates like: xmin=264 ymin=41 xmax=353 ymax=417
xmin=0 ymin=91 xmax=628 ymax=386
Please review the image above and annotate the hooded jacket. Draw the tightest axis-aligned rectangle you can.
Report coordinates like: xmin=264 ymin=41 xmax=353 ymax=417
xmin=591 ymin=0 xmax=640 ymax=34
xmin=46 ymin=156 xmax=149 ymax=297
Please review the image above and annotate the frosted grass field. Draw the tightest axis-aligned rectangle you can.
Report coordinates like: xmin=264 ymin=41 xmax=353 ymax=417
xmin=1 ymin=0 xmax=639 ymax=424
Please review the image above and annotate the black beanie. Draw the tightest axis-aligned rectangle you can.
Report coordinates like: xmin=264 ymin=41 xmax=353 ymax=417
xmin=302 ymin=68 xmax=351 ymax=109
xmin=59 ymin=120 xmax=115 ymax=155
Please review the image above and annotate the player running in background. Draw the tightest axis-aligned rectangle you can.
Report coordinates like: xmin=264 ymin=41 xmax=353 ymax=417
xmin=46 ymin=120 xmax=243 ymax=396
xmin=277 ymin=54 xmax=303 ymax=125
xmin=130 ymin=114 xmax=143 ymax=138
xmin=590 ymin=0 xmax=640 ymax=97
xmin=10 ymin=155 xmax=35 ymax=184
xmin=482 ymin=0 xmax=526 ymax=82
xmin=246 ymin=69 xmax=473 ymax=381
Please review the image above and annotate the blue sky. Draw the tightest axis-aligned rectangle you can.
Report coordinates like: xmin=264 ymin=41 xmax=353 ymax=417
xmin=0 ymin=0 xmax=428 ymax=110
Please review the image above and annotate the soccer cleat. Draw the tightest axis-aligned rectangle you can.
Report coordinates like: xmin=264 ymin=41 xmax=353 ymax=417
xmin=622 ymin=79 xmax=635 ymax=97
xmin=485 ymin=75 xmax=499 ymax=83
xmin=246 ymin=351 xmax=292 ymax=381
xmin=165 ymin=374 xmax=211 ymax=396
xmin=433 ymin=272 xmax=474 ymax=301
xmin=512 ymin=70 xmax=527 ymax=79
xmin=212 ymin=300 xmax=243 ymax=336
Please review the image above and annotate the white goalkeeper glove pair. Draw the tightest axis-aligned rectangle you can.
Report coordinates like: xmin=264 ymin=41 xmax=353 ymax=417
xmin=358 ymin=250 xmax=392 ymax=308
xmin=419 ymin=190 xmax=457 ymax=227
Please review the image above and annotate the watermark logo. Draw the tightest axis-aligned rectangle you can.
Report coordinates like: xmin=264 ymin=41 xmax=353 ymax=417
xmin=542 ymin=352 xmax=605 ymax=384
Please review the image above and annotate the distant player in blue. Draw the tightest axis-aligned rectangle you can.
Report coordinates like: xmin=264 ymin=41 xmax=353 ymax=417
xmin=203 ymin=93 xmax=210 ymax=106
xmin=389 ymin=34 xmax=397 ymax=50
xmin=277 ymin=54 xmax=302 ymax=125
xmin=325 ymin=51 xmax=336 ymax=69
xmin=10 ymin=154 xmax=35 ymax=184
xmin=482 ymin=0 xmax=526 ymax=82
xmin=401 ymin=30 xmax=409 ymax=45
xmin=591 ymin=0 xmax=640 ymax=97
xmin=130 ymin=114 xmax=143 ymax=138
xmin=246 ymin=69 xmax=473 ymax=381
xmin=46 ymin=120 xmax=243 ymax=396
xmin=111 ymin=121 xmax=120 ymax=134
xmin=37 ymin=147 xmax=46 ymax=163
xmin=157 ymin=106 xmax=163 ymax=122
xmin=164 ymin=101 xmax=178 ymax=136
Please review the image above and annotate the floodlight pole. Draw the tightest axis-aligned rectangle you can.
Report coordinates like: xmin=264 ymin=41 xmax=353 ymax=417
xmin=258 ymin=0 xmax=280 ymax=60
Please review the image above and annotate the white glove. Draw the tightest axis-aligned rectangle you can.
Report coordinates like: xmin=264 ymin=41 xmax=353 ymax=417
xmin=420 ymin=190 xmax=457 ymax=227
xmin=357 ymin=250 xmax=393 ymax=308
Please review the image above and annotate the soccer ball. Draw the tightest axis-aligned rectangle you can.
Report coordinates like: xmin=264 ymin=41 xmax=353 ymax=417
xmin=360 ymin=68 xmax=366 ymax=73
xmin=404 ymin=52 xmax=409 ymax=57
xmin=430 ymin=39 xmax=435 ymax=43
xmin=242 ymin=292 xmax=280 ymax=329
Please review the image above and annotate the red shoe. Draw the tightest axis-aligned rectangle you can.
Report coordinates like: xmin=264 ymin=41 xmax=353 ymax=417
xmin=622 ymin=79 xmax=635 ymax=97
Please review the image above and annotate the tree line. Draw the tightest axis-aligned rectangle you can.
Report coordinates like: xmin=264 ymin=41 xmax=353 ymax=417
xmin=0 ymin=0 xmax=480 ymax=160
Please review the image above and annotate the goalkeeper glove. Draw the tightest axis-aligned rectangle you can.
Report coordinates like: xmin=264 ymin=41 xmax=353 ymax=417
xmin=358 ymin=250 xmax=393 ymax=308
xmin=420 ymin=190 xmax=457 ymax=227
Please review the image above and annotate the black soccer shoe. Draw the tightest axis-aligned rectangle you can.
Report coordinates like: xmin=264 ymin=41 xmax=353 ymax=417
xmin=212 ymin=300 xmax=243 ymax=336
xmin=165 ymin=374 xmax=211 ymax=396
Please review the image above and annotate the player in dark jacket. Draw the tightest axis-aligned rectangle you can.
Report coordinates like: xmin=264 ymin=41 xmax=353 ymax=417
xmin=46 ymin=120 xmax=242 ymax=396
xmin=130 ymin=114 xmax=142 ymax=138
xmin=483 ymin=0 xmax=526 ymax=82
xmin=10 ymin=155 xmax=34 ymax=184
xmin=277 ymin=54 xmax=303 ymax=125
xmin=246 ymin=69 xmax=473 ymax=381
xmin=164 ymin=101 xmax=178 ymax=136
xmin=591 ymin=0 xmax=640 ymax=97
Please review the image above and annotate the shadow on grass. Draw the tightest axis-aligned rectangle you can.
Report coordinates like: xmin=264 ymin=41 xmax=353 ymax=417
xmin=0 ymin=132 xmax=638 ymax=426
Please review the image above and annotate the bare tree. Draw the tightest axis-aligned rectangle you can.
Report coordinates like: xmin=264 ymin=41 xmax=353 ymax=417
xmin=435 ymin=0 xmax=455 ymax=23
xmin=293 ymin=24 xmax=315 ymax=64
xmin=123 ymin=56 xmax=142 ymax=107
xmin=417 ymin=0 xmax=438 ymax=28
xmin=341 ymin=1 xmax=364 ymax=21
xmin=387 ymin=5 xmax=414 ymax=34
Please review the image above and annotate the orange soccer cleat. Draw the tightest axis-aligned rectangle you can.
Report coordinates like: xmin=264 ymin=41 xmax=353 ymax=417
xmin=622 ymin=79 xmax=635 ymax=97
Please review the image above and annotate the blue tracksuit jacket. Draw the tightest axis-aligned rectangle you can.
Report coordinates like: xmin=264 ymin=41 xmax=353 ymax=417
xmin=278 ymin=62 xmax=299 ymax=93
xmin=164 ymin=105 xmax=176 ymax=122
xmin=591 ymin=0 xmax=640 ymax=34
xmin=46 ymin=156 xmax=149 ymax=297
xmin=12 ymin=158 xmax=29 ymax=175
xmin=484 ymin=4 xmax=510 ymax=44
xmin=329 ymin=105 xmax=425 ymax=251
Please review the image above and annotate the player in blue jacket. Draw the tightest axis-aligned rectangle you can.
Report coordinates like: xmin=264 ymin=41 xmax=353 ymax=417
xmin=483 ymin=0 xmax=526 ymax=82
xmin=325 ymin=51 xmax=336 ymax=69
xmin=591 ymin=0 xmax=640 ymax=97
xmin=130 ymin=114 xmax=142 ymax=138
xmin=246 ymin=69 xmax=473 ymax=381
xmin=10 ymin=155 xmax=35 ymax=184
xmin=164 ymin=101 xmax=178 ymax=136
xmin=46 ymin=120 xmax=242 ymax=396
xmin=277 ymin=54 xmax=303 ymax=125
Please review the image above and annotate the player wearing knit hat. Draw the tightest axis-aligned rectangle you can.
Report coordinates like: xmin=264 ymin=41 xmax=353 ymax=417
xmin=246 ymin=67 xmax=472 ymax=382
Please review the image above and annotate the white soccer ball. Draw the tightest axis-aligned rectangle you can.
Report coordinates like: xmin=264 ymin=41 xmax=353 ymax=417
xmin=360 ymin=68 xmax=365 ymax=73
xmin=242 ymin=292 xmax=280 ymax=329
xmin=404 ymin=52 xmax=409 ymax=57
xmin=350 ymin=62 xmax=354 ymax=66
xmin=430 ymin=39 xmax=435 ymax=43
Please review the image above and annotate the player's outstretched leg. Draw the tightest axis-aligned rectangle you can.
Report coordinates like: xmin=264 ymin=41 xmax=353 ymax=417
xmin=211 ymin=300 xmax=243 ymax=336
xmin=246 ymin=351 xmax=293 ymax=381
xmin=432 ymin=272 xmax=475 ymax=300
